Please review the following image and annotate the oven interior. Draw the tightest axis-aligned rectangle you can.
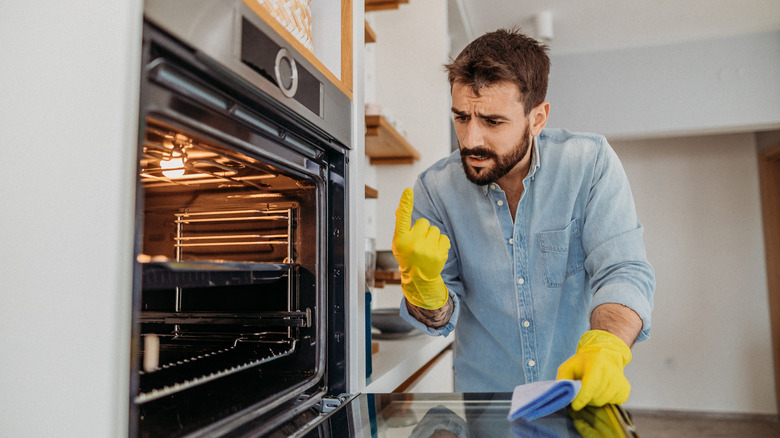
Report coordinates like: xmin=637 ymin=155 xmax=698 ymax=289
xmin=133 ymin=117 xmax=329 ymax=436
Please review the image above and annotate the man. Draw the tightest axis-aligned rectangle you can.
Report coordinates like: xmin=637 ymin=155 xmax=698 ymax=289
xmin=392 ymin=28 xmax=655 ymax=410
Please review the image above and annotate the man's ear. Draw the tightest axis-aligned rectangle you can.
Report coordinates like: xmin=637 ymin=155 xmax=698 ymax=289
xmin=529 ymin=101 xmax=550 ymax=136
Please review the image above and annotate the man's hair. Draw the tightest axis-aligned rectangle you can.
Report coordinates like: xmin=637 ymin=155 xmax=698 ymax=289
xmin=446 ymin=28 xmax=550 ymax=115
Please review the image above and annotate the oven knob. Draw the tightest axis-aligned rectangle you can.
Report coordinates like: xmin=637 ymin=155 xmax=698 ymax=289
xmin=274 ymin=48 xmax=298 ymax=98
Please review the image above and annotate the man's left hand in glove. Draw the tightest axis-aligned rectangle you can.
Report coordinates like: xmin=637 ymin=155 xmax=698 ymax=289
xmin=556 ymin=329 xmax=632 ymax=411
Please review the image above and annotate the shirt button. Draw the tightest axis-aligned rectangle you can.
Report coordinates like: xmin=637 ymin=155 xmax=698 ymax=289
xmin=517 ymin=277 xmax=525 ymax=285
xmin=491 ymin=184 xmax=497 ymax=190
xmin=523 ymin=320 xmax=530 ymax=328
xmin=528 ymin=360 xmax=536 ymax=367
xmin=497 ymin=200 xmax=504 ymax=206
xmin=508 ymin=238 xmax=514 ymax=244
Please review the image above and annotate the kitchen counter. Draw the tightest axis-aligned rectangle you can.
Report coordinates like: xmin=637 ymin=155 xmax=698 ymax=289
xmin=365 ymin=331 xmax=454 ymax=393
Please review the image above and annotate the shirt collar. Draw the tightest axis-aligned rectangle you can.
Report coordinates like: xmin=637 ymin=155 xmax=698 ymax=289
xmin=528 ymin=135 xmax=541 ymax=178
xmin=480 ymin=135 xmax=541 ymax=195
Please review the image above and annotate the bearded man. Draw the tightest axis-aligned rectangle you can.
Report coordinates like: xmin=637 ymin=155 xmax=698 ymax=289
xmin=391 ymin=28 xmax=655 ymax=411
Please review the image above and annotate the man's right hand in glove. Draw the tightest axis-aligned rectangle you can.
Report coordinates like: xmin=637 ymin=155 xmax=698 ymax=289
xmin=392 ymin=188 xmax=450 ymax=310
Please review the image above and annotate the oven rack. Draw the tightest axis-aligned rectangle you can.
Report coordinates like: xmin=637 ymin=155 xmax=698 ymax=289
xmin=139 ymin=310 xmax=310 ymax=327
xmin=141 ymin=260 xmax=297 ymax=289
xmin=173 ymin=207 xmax=296 ymax=264
xmin=136 ymin=337 xmax=297 ymax=404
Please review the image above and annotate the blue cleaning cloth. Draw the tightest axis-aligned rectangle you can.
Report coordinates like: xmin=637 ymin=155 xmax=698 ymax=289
xmin=507 ymin=380 xmax=582 ymax=421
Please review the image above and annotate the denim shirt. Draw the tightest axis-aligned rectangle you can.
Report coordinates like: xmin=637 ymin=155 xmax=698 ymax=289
xmin=399 ymin=128 xmax=655 ymax=392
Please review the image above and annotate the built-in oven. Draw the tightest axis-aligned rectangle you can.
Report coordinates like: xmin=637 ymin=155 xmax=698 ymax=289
xmin=131 ymin=1 xmax=350 ymax=436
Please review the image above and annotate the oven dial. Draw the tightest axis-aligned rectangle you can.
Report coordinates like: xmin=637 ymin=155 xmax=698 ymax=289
xmin=274 ymin=48 xmax=298 ymax=98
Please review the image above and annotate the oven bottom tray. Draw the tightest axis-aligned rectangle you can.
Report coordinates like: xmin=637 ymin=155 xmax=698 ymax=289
xmin=136 ymin=336 xmax=296 ymax=403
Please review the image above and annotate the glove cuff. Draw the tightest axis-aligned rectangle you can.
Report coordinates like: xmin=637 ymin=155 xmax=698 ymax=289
xmin=402 ymin=275 xmax=448 ymax=310
xmin=578 ymin=330 xmax=632 ymax=366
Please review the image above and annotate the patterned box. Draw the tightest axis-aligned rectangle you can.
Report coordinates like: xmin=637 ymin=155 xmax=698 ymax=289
xmin=255 ymin=0 xmax=313 ymax=52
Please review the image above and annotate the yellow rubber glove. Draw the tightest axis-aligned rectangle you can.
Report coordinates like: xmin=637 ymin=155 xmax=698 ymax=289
xmin=556 ymin=330 xmax=632 ymax=411
xmin=391 ymin=188 xmax=450 ymax=309
xmin=568 ymin=406 xmax=625 ymax=438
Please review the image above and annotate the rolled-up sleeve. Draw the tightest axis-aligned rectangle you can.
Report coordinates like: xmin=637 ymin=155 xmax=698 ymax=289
xmin=583 ymin=138 xmax=655 ymax=341
xmin=399 ymin=291 xmax=460 ymax=337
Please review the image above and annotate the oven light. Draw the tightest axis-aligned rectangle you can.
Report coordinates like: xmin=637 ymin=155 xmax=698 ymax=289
xmin=161 ymin=157 xmax=185 ymax=178
xmin=161 ymin=148 xmax=186 ymax=178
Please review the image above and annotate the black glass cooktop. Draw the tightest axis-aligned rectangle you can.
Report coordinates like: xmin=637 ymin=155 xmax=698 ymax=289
xmin=272 ymin=392 xmax=638 ymax=438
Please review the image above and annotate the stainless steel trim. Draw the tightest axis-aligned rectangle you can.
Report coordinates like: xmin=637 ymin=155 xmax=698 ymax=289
xmin=143 ymin=0 xmax=352 ymax=147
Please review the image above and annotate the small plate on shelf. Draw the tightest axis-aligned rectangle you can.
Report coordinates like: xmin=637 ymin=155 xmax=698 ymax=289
xmin=371 ymin=307 xmax=416 ymax=337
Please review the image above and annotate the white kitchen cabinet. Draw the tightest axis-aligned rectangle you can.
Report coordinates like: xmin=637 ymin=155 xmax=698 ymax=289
xmin=0 ymin=1 xmax=143 ymax=436
xmin=365 ymin=334 xmax=454 ymax=393
xmin=406 ymin=347 xmax=455 ymax=393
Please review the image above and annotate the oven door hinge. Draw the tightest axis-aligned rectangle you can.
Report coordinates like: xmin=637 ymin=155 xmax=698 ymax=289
xmin=318 ymin=393 xmax=354 ymax=413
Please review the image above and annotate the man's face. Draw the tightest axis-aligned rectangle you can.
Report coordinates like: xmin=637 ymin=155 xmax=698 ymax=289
xmin=451 ymin=81 xmax=532 ymax=186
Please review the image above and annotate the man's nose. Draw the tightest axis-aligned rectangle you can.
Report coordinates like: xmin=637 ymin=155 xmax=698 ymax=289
xmin=460 ymin=120 xmax=484 ymax=149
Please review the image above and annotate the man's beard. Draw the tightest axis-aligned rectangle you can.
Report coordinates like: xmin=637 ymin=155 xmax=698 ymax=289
xmin=459 ymin=125 xmax=531 ymax=186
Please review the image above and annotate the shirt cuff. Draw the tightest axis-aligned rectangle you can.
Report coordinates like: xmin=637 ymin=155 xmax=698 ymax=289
xmin=399 ymin=291 xmax=459 ymax=337
xmin=589 ymin=282 xmax=653 ymax=342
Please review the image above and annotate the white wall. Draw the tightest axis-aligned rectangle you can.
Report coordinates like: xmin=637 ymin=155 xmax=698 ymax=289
xmin=613 ymin=133 xmax=775 ymax=414
xmin=545 ymin=29 xmax=779 ymax=414
xmin=309 ymin=0 xmax=343 ymax=79
xmin=547 ymin=31 xmax=780 ymax=139
xmin=0 ymin=1 xmax=142 ymax=436
xmin=368 ymin=0 xmax=453 ymax=252
xmin=364 ymin=1 xmax=452 ymax=310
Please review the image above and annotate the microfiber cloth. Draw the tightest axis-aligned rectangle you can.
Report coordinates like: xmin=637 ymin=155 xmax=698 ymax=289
xmin=507 ymin=379 xmax=582 ymax=421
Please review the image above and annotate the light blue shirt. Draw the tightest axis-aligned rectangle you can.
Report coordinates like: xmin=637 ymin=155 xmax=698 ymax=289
xmin=400 ymin=128 xmax=655 ymax=392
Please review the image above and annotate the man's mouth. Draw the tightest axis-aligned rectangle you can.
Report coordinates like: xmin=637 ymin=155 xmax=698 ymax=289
xmin=463 ymin=152 xmax=493 ymax=166
xmin=466 ymin=155 xmax=490 ymax=165
xmin=460 ymin=147 xmax=498 ymax=174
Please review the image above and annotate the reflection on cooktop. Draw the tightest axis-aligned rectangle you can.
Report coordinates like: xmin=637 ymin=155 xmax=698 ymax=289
xmin=351 ymin=392 xmax=636 ymax=438
xmin=372 ymin=330 xmax=425 ymax=340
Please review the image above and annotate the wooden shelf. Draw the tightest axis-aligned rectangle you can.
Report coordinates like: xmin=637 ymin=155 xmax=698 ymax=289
xmin=373 ymin=270 xmax=402 ymax=288
xmin=366 ymin=0 xmax=409 ymax=12
xmin=365 ymin=185 xmax=378 ymax=199
xmin=365 ymin=20 xmax=376 ymax=43
xmin=365 ymin=115 xmax=420 ymax=165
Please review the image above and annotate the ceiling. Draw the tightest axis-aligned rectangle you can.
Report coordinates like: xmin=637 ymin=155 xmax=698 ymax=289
xmin=447 ymin=0 xmax=780 ymax=57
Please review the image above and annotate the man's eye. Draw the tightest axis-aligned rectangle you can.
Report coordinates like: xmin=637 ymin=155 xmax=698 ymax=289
xmin=485 ymin=119 xmax=501 ymax=126
xmin=454 ymin=115 xmax=469 ymax=123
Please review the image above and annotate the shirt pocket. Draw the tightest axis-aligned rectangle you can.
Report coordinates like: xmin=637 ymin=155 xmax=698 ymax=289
xmin=538 ymin=219 xmax=585 ymax=288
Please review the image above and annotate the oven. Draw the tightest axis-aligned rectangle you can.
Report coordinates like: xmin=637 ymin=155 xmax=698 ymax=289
xmin=131 ymin=1 xmax=350 ymax=436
